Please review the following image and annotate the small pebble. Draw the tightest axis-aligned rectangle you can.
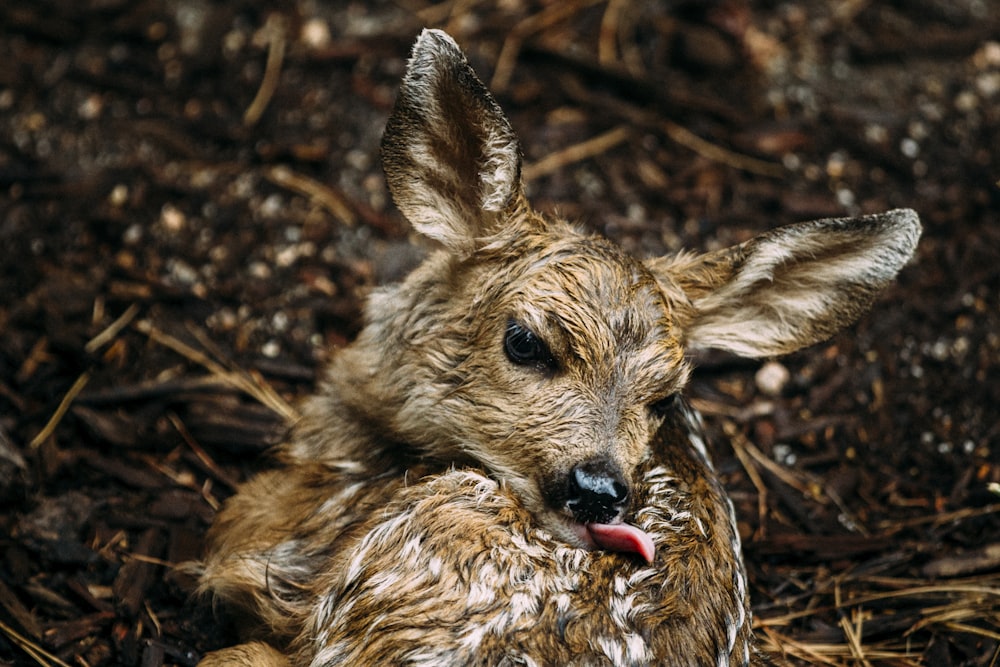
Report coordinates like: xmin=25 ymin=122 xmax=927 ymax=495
xmin=248 ymin=261 xmax=272 ymax=279
xmin=168 ymin=258 xmax=198 ymax=285
xmin=109 ymin=184 xmax=129 ymax=207
xmin=78 ymin=94 xmax=103 ymax=120
xmin=755 ymin=360 xmax=790 ymax=396
xmin=261 ymin=339 xmax=281 ymax=358
xmin=160 ymin=204 xmax=186 ymax=232
xmin=954 ymin=90 xmax=978 ymax=112
xmin=123 ymin=223 xmax=142 ymax=245
xmin=301 ymin=18 xmax=331 ymax=50
xmin=772 ymin=443 xmax=796 ymax=466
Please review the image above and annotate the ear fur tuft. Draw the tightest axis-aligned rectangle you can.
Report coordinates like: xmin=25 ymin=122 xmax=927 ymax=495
xmin=381 ymin=29 xmax=524 ymax=255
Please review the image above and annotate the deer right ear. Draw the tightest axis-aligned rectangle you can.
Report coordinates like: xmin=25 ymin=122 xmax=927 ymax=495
xmin=381 ymin=29 xmax=525 ymax=256
xmin=648 ymin=209 xmax=921 ymax=358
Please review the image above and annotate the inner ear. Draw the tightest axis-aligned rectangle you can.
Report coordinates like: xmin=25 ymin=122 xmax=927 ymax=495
xmin=381 ymin=29 xmax=525 ymax=255
xmin=647 ymin=209 xmax=921 ymax=358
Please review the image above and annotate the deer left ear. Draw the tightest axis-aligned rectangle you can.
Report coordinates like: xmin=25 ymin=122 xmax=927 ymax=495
xmin=381 ymin=29 xmax=525 ymax=256
xmin=647 ymin=209 xmax=921 ymax=358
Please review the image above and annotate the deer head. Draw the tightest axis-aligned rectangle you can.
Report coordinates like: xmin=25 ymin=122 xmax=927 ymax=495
xmin=337 ymin=29 xmax=920 ymax=559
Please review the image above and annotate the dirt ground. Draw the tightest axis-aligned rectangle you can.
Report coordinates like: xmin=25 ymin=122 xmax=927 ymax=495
xmin=1 ymin=1 xmax=998 ymax=665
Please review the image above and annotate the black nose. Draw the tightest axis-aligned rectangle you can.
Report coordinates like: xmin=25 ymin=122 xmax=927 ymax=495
xmin=566 ymin=459 xmax=629 ymax=524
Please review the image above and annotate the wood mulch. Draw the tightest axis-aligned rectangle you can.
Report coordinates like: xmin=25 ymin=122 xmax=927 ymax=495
xmin=1 ymin=1 xmax=998 ymax=665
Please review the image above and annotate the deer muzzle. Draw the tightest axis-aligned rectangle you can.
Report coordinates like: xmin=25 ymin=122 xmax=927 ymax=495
xmin=565 ymin=458 xmax=655 ymax=564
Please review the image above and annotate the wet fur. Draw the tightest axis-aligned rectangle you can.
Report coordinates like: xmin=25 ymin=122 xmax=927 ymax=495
xmin=194 ymin=29 xmax=920 ymax=666
xmin=201 ymin=404 xmax=752 ymax=666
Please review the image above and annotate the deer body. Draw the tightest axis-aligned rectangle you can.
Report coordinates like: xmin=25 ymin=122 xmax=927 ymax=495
xmin=204 ymin=405 xmax=749 ymax=666
xmin=196 ymin=30 xmax=920 ymax=667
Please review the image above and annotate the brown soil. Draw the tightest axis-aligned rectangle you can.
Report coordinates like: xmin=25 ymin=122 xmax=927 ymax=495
xmin=2 ymin=1 xmax=998 ymax=665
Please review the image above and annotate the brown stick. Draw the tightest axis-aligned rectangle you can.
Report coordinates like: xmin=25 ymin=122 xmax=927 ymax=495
xmin=244 ymin=14 xmax=287 ymax=127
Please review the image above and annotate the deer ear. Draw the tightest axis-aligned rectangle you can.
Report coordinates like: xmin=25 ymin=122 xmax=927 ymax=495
xmin=381 ymin=29 xmax=524 ymax=255
xmin=648 ymin=209 xmax=921 ymax=358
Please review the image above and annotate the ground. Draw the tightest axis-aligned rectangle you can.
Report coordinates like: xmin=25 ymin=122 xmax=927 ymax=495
xmin=1 ymin=1 xmax=998 ymax=665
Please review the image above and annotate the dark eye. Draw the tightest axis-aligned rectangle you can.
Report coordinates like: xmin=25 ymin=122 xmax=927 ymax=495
xmin=649 ymin=394 xmax=680 ymax=418
xmin=504 ymin=320 xmax=555 ymax=370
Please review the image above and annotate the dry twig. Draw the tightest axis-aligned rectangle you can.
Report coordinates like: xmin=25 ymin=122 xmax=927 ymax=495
xmin=662 ymin=119 xmax=787 ymax=178
xmin=523 ymin=125 xmax=631 ymax=182
xmin=559 ymin=76 xmax=786 ymax=178
xmin=491 ymin=0 xmax=605 ymax=92
xmin=266 ymin=165 xmax=357 ymax=226
xmin=244 ymin=13 xmax=287 ymax=127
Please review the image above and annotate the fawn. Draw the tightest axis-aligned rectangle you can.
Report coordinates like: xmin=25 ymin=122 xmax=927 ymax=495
xmin=195 ymin=29 xmax=920 ymax=666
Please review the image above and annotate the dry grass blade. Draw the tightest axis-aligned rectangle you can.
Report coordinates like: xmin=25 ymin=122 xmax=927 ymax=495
xmin=759 ymin=578 xmax=1000 ymax=627
xmin=759 ymin=627 xmax=856 ymax=666
xmin=761 ymin=621 xmax=931 ymax=665
xmin=943 ymin=621 xmax=1000 ymax=642
xmin=689 ymin=396 xmax=775 ymax=421
xmin=845 ymin=581 xmax=1000 ymax=608
xmin=835 ymin=583 xmax=873 ymax=667
xmin=168 ymin=412 xmax=239 ymax=494
xmin=909 ymin=584 xmax=1000 ymax=635
xmin=184 ymin=322 xmax=299 ymax=422
xmin=84 ymin=303 xmax=141 ymax=354
xmin=598 ymin=0 xmax=624 ymax=67
xmin=0 ymin=619 xmax=73 ymax=667
xmin=598 ymin=0 xmax=646 ymax=76
xmin=944 ymin=623 xmax=1000 ymax=641
xmin=737 ymin=428 xmax=814 ymax=496
xmin=134 ymin=320 xmax=297 ymax=422
xmin=875 ymin=502 xmax=1000 ymax=533
xmin=725 ymin=420 xmax=770 ymax=537
xmin=143 ymin=453 xmax=221 ymax=510
xmin=758 ymin=574 xmax=1000 ymax=665
xmin=28 ymin=371 xmax=90 ymax=450
xmin=129 ymin=553 xmax=175 ymax=568
xmin=556 ymin=76 xmax=786 ymax=178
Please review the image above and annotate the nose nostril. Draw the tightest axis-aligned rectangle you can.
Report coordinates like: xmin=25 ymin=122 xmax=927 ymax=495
xmin=611 ymin=479 xmax=628 ymax=504
xmin=567 ymin=461 xmax=629 ymax=523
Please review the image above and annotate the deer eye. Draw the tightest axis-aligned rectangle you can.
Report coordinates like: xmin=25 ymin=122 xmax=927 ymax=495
xmin=649 ymin=394 xmax=680 ymax=418
xmin=504 ymin=320 xmax=555 ymax=370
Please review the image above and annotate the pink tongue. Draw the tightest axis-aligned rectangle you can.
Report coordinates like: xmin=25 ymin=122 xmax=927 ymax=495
xmin=586 ymin=523 xmax=655 ymax=564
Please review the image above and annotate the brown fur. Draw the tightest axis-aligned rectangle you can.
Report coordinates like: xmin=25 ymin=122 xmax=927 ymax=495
xmin=193 ymin=29 xmax=920 ymax=666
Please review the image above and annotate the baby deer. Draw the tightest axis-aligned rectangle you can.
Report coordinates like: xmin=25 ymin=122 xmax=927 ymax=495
xmin=195 ymin=29 xmax=920 ymax=666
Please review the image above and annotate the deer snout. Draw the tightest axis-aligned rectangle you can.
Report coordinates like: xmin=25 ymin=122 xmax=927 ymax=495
xmin=566 ymin=459 xmax=629 ymax=524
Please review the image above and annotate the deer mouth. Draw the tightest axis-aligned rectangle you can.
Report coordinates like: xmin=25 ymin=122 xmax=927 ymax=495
xmin=571 ymin=520 xmax=655 ymax=564
xmin=536 ymin=459 xmax=655 ymax=563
